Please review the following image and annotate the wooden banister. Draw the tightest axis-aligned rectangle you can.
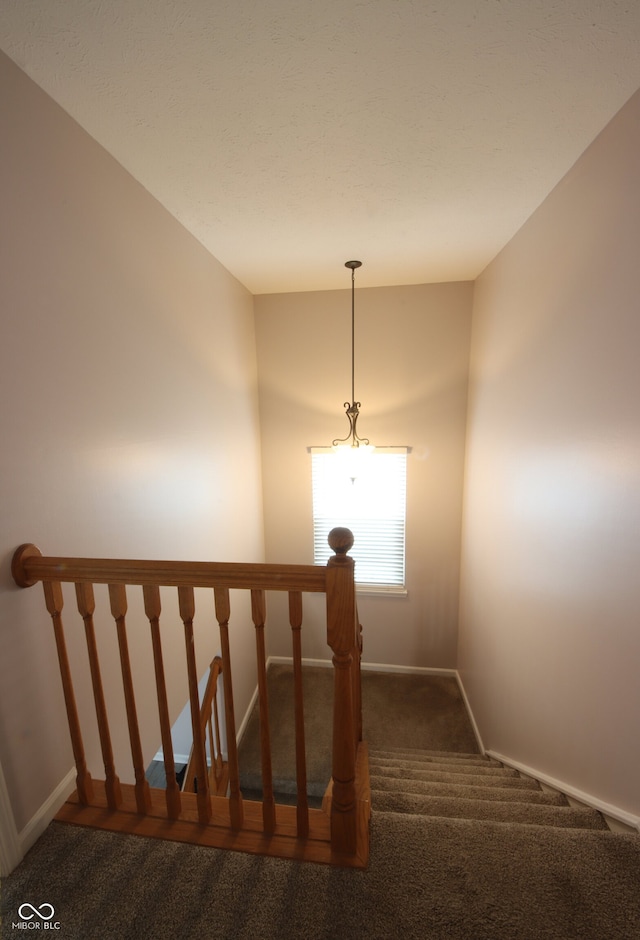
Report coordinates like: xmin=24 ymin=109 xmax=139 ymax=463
xmin=11 ymin=533 xmax=370 ymax=867
xmin=12 ymin=551 xmax=327 ymax=593
xmin=182 ymin=657 xmax=228 ymax=797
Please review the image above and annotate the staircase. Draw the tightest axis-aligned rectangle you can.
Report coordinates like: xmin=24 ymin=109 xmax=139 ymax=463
xmin=369 ymin=745 xmax=608 ymax=831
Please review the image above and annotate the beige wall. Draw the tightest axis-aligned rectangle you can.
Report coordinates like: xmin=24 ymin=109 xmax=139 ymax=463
xmin=0 ymin=52 xmax=264 ymax=831
xmin=255 ymin=282 xmax=473 ymax=668
xmin=459 ymin=89 xmax=640 ymax=816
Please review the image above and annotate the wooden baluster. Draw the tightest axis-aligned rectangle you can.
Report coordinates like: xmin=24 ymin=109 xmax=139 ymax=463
xmin=214 ymin=587 xmax=243 ymax=829
xmin=211 ymin=662 xmax=224 ymax=788
xmin=43 ymin=581 xmax=94 ymax=805
xmin=325 ymin=528 xmax=358 ymax=856
xmin=75 ymin=582 xmax=121 ymax=809
xmin=108 ymin=584 xmax=152 ymax=815
xmin=177 ymin=585 xmax=211 ymax=824
xmin=206 ymin=718 xmax=215 ymax=791
xmin=143 ymin=585 xmax=181 ymax=819
xmin=252 ymin=589 xmax=276 ymax=833
xmin=289 ymin=590 xmax=309 ymax=838
xmin=353 ymin=606 xmax=363 ymax=744
xmin=195 ymin=658 xmax=224 ymax=794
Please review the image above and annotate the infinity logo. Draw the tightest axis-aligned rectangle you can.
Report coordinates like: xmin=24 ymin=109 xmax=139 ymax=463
xmin=17 ymin=903 xmax=55 ymax=921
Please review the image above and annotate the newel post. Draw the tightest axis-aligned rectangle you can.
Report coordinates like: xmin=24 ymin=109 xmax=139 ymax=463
xmin=326 ymin=526 xmax=358 ymax=855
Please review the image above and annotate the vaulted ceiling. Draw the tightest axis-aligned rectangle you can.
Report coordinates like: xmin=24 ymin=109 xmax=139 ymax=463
xmin=1 ymin=1 xmax=639 ymax=293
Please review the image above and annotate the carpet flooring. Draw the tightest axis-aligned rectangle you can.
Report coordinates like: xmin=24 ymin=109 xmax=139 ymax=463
xmin=2 ymin=669 xmax=639 ymax=939
xmin=2 ymin=809 xmax=639 ymax=939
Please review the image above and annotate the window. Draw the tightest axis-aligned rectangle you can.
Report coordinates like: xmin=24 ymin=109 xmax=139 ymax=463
xmin=311 ymin=447 xmax=407 ymax=591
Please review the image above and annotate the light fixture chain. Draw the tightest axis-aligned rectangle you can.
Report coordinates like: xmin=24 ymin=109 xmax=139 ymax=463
xmin=351 ymin=263 xmax=356 ymax=407
xmin=331 ymin=260 xmax=370 ymax=449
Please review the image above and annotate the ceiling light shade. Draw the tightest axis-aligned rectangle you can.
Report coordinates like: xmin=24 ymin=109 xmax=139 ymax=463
xmin=332 ymin=260 xmax=373 ymax=451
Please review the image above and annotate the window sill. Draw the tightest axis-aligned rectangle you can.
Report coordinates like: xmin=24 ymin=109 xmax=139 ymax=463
xmin=356 ymin=585 xmax=408 ymax=598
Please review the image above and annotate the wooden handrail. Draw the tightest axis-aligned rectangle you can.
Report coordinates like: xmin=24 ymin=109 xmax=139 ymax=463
xmin=11 ymin=547 xmax=327 ymax=593
xmin=11 ymin=533 xmax=370 ymax=867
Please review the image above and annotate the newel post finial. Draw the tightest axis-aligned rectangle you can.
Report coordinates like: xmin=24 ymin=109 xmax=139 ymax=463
xmin=328 ymin=527 xmax=354 ymax=561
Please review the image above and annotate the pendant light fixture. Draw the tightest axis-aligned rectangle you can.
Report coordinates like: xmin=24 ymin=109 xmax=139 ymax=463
xmin=332 ymin=260 xmax=373 ymax=450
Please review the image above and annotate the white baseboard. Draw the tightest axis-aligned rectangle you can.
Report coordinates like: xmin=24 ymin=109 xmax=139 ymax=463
xmin=268 ymin=654 xmax=457 ymax=678
xmin=487 ymin=749 xmax=640 ymax=833
xmin=235 ymin=678 xmax=261 ymax=746
xmin=161 ymin=752 xmax=191 ymax=766
xmin=267 ymin=655 xmax=331 ymax=669
xmin=18 ymin=767 xmax=77 ymax=861
xmin=362 ymin=661 xmax=456 ymax=677
xmin=152 ymin=750 xmax=192 ymax=764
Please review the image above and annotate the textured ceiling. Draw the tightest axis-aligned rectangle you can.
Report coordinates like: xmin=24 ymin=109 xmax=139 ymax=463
xmin=1 ymin=1 xmax=640 ymax=293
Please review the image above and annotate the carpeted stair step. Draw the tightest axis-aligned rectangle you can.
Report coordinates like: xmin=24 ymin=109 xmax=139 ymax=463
xmin=369 ymin=773 xmax=568 ymax=806
xmin=369 ymin=745 xmax=491 ymax=763
xmin=370 ymin=788 xmax=608 ymax=829
xmin=371 ymin=753 xmax=502 ymax=769
xmin=370 ymin=754 xmax=519 ymax=778
xmin=369 ymin=747 xmax=503 ymax=767
xmin=368 ymin=762 xmax=540 ymax=790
